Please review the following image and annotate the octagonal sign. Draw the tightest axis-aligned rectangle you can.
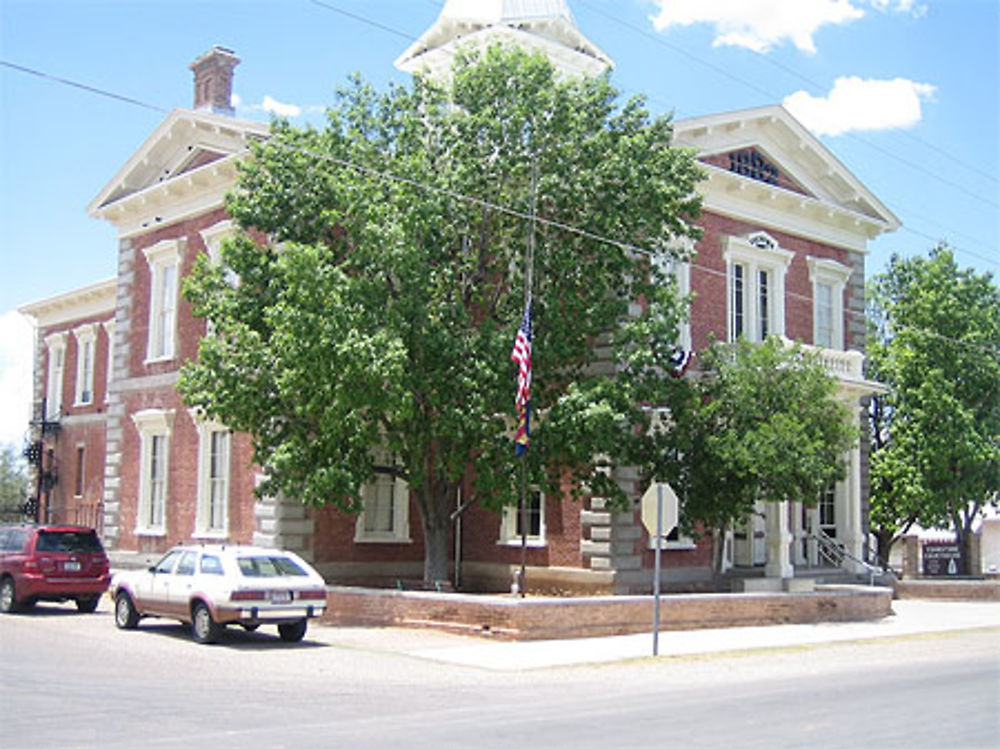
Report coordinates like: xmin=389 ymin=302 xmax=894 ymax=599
xmin=640 ymin=482 xmax=678 ymax=537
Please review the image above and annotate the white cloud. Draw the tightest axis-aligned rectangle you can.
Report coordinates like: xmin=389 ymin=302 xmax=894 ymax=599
xmin=231 ymin=92 xmax=242 ymax=108
xmin=0 ymin=310 xmax=34 ymax=448
xmin=649 ymin=0 xmax=865 ymax=54
xmin=259 ymin=95 xmax=302 ymax=118
xmin=783 ymin=76 xmax=936 ymax=136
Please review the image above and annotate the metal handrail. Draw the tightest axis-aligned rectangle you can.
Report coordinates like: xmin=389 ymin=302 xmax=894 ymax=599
xmin=808 ymin=529 xmax=885 ymax=585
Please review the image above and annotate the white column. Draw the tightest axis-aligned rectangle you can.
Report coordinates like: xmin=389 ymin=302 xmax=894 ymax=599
xmin=842 ymin=436 xmax=866 ymax=574
xmin=765 ymin=501 xmax=794 ymax=578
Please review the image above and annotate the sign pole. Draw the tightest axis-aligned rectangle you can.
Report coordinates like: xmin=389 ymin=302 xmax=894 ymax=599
xmin=653 ymin=483 xmax=662 ymax=657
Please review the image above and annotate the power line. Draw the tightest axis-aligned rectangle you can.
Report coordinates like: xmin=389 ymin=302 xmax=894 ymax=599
xmin=573 ymin=1 xmax=1000 ymax=214
xmin=0 ymin=60 xmax=168 ymax=114
xmin=2 ymin=55 xmax=995 ymax=355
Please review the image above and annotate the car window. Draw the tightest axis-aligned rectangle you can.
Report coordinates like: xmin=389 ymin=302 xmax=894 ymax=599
xmin=200 ymin=555 xmax=224 ymax=575
xmin=6 ymin=529 xmax=28 ymax=552
xmin=237 ymin=555 xmax=308 ymax=578
xmin=0 ymin=529 xmax=10 ymax=551
xmin=175 ymin=551 xmax=197 ymax=576
xmin=153 ymin=550 xmax=181 ymax=574
xmin=36 ymin=530 xmax=103 ymax=553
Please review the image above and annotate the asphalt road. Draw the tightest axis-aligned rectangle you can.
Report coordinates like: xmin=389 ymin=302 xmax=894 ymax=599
xmin=1 ymin=599 xmax=997 ymax=749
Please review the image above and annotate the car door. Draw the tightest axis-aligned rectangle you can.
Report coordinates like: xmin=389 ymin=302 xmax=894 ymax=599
xmin=166 ymin=550 xmax=198 ymax=619
xmin=134 ymin=549 xmax=181 ymax=616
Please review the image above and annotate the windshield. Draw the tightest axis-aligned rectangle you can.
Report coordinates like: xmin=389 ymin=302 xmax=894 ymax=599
xmin=236 ymin=556 xmax=308 ymax=578
xmin=36 ymin=530 xmax=103 ymax=553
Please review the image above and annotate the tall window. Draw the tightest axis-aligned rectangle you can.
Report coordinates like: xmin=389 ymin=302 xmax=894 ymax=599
xmin=807 ymin=257 xmax=852 ymax=350
xmin=44 ymin=333 xmax=67 ymax=418
xmin=143 ymin=239 xmax=183 ymax=362
xmin=355 ymin=448 xmax=410 ymax=543
xmin=74 ymin=446 xmax=85 ymax=497
xmin=73 ymin=323 xmax=97 ymax=405
xmin=102 ymin=318 xmax=116 ymax=403
xmin=132 ymin=409 xmax=174 ymax=535
xmin=500 ymin=489 xmax=546 ymax=546
xmin=194 ymin=415 xmax=231 ymax=537
xmin=724 ymin=232 xmax=793 ymax=343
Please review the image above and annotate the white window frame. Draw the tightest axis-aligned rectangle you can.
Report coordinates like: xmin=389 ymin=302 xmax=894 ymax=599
xmin=44 ymin=332 xmax=67 ymax=418
xmin=143 ymin=239 xmax=183 ymax=363
xmin=132 ymin=409 xmax=174 ymax=536
xmin=73 ymin=323 xmax=97 ymax=406
xmin=102 ymin=318 xmax=116 ymax=404
xmin=200 ymin=220 xmax=234 ymax=265
xmin=192 ymin=412 xmax=231 ymax=538
xmin=499 ymin=488 xmax=546 ymax=547
xmin=355 ymin=449 xmax=411 ymax=543
xmin=807 ymin=257 xmax=852 ymax=350
xmin=723 ymin=232 xmax=793 ymax=343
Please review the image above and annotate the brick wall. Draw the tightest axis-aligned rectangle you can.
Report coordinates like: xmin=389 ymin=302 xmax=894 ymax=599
xmin=321 ymin=585 xmax=893 ymax=640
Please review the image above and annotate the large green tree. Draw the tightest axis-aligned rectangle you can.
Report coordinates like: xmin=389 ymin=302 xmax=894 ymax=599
xmin=868 ymin=247 xmax=1000 ymax=572
xmin=0 ymin=444 xmax=29 ymax=520
xmin=641 ymin=337 xmax=859 ymax=574
xmin=179 ymin=47 xmax=702 ymax=583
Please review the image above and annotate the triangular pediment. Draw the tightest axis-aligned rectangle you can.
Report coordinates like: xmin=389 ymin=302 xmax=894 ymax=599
xmin=87 ymin=108 xmax=268 ymax=216
xmin=674 ymin=105 xmax=900 ymax=233
xmin=699 ymin=146 xmax=815 ymax=199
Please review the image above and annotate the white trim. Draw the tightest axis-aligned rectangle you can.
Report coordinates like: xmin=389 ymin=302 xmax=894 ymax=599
xmin=807 ymin=256 xmax=852 ymax=350
xmin=192 ymin=412 xmax=231 ymax=539
xmin=72 ymin=323 xmax=97 ymax=406
xmin=355 ymin=449 xmax=411 ymax=544
xmin=722 ymin=232 xmax=793 ymax=342
xmin=44 ymin=332 xmax=67 ymax=418
xmin=499 ymin=489 xmax=547 ymax=547
xmin=19 ymin=278 xmax=116 ymax=329
xmin=199 ymin=219 xmax=234 ymax=263
xmin=102 ymin=318 xmax=116 ymax=404
xmin=143 ymin=239 xmax=184 ymax=363
xmin=132 ymin=408 xmax=175 ymax=536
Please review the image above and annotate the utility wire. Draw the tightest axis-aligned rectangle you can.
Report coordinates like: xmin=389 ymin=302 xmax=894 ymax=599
xmin=0 ymin=60 xmax=169 ymax=114
xmin=2 ymin=54 xmax=996 ymax=355
xmin=573 ymin=0 xmax=1000 ymax=213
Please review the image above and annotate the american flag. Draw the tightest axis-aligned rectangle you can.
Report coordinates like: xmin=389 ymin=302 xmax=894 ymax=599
xmin=511 ymin=302 xmax=532 ymax=456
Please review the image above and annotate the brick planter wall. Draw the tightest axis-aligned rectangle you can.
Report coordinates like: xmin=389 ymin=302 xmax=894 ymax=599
xmin=895 ymin=580 xmax=1000 ymax=601
xmin=320 ymin=585 xmax=893 ymax=640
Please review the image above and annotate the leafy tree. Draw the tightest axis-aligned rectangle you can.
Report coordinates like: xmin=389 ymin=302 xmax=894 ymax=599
xmin=642 ymin=337 xmax=859 ymax=574
xmin=868 ymin=247 xmax=1000 ymax=572
xmin=0 ymin=443 xmax=29 ymax=520
xmin=179 ymin=46 xmax=703 ymax=583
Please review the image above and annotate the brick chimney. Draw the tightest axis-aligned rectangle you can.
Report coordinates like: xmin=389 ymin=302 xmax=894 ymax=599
xmin=189 ymin=46 xmax=240 ymax=116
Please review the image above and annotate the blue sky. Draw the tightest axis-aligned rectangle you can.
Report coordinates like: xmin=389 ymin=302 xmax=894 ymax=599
xmin=1 ymin=0 xmax=997 ymax=446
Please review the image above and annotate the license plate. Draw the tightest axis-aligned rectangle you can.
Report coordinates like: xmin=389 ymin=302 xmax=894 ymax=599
xmin=64 ymin=561 xmax=81 ymax=572
xmin=270 ymin=591 xmax=292 ymax=604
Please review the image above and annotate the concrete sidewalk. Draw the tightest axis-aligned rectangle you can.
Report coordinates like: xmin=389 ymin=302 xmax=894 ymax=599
xmin=319 ymin=599 xmax=1000 ymax=671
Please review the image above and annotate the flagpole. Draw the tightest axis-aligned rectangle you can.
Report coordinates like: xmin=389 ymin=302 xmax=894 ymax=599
xmin=517 ymin=154 xmax=539 ymax=599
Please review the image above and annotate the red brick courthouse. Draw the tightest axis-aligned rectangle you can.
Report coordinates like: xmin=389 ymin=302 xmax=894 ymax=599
xmin=20 ymin=1 xmax=899 ymax=595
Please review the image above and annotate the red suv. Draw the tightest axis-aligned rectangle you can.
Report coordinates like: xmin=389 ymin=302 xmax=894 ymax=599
xmin=0 ymin=524 xmax=110 ymax=613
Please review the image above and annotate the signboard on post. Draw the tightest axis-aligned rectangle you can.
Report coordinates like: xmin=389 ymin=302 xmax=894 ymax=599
xmin=922 ymin=543 xmax=961 ymax=577
xmin=641 ymin=482 xmax=678 ymax=537
xmin=640 ymin=482 xmax=678 ymax=657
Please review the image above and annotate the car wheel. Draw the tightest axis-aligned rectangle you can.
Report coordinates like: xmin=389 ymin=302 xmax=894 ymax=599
xmin=114 ymin=591 xmax=139 ymax=629
xmin=76 ymin=595 xmax=100 ymax=613
xmin=0 ymin=577 xmax=19 ymax=614
xmin=278 ymin=619 xmax=308 ymax=643
xmin=191 ymin=602 xmax=222 ymax=644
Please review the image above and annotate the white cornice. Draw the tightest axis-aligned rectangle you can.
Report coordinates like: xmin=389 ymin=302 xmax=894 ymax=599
xmin=676 ymin=105 xmax=901 ymax=236
xmin=700 ymin=166 xmax=890 ymax=253
xmin=20 ymin=278 xmax=117 ymax=328
xmin=87 ymin=108 xmax=267 ymax=219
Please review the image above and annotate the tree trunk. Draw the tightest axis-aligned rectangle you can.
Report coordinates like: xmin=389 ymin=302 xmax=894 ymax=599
xmin=422 ymin=511 xmax=451 ymax=585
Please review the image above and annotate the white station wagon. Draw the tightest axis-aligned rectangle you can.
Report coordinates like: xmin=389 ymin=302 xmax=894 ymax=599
xmin=111 ymin=544 xmax=328 ymax=644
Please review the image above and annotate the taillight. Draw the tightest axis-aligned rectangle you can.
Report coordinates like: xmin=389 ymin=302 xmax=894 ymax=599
xmin=298 ymin=589 xmax=327 ymax=600
xmin=23 ymin=559 xmax=40 ymax=573
xmin=230 ymin=590 xmax=267 ymax=602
